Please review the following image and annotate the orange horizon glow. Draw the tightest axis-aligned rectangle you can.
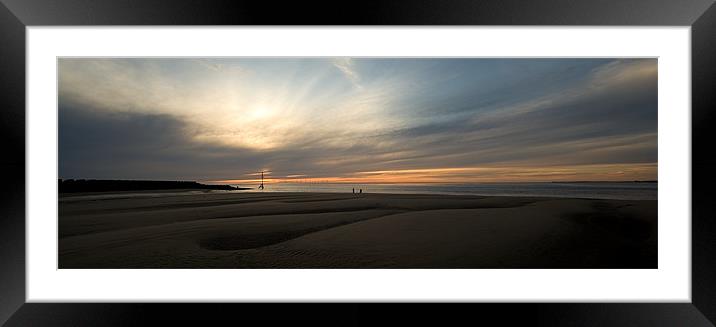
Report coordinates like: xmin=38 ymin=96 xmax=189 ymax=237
xmin=207 ymin=163 xmax=657 ymax=185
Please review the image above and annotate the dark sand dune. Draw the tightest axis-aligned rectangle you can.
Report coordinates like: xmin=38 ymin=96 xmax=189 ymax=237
xmin=58 ymin=192 xmax=656 ymax=268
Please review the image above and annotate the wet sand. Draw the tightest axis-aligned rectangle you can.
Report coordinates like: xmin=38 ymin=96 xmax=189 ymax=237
xmin=58 ymin=191 xmax=657 ymax=268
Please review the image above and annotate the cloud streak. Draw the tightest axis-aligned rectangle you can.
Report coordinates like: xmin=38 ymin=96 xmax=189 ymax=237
xmin=332 ymin=57 xmax=362 ymax=89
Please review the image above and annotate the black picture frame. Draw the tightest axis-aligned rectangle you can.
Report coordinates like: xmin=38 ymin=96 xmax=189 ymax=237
xmin=1 ymin=0 xmax=715 ymax=325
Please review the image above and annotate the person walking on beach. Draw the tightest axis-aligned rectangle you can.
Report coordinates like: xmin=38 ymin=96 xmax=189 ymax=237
xmin=359 ymin=189 xmax=362 ymax=194
xmin=353 ymin=188 xmax=355 ymax=194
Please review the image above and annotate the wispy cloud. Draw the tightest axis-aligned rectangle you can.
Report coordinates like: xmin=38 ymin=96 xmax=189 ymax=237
xmin=193 ymin=58 xmax=246 ymax=74
xmin=332 ymin=57 xmax=362 ymax=89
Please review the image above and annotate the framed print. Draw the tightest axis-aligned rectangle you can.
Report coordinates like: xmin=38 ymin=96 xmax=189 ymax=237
xmin=1 ymin=0 xmax=716 ymax=326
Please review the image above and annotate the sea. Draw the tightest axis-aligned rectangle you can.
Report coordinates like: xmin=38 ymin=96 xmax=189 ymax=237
xmin=227 ymin=182 xmax=657 ymax=201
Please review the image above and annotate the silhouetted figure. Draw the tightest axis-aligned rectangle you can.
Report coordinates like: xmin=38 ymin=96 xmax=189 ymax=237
xmin=352 ymin=188 xmax=355 ymax=194
xmin=359 ymin=189 xmax=362 ymax=194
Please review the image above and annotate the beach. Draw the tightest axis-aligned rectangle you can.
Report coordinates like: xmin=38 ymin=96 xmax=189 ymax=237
xmin=58 ymin=191 xmax=657 ymax=268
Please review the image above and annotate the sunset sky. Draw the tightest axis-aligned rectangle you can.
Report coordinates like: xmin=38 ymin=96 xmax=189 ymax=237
xmin=58 ymin=58 xmax=657 ymax=184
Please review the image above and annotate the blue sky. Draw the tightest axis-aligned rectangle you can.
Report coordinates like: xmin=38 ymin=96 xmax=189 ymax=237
xmin=58 ymin=58 xmax=657 ymax=183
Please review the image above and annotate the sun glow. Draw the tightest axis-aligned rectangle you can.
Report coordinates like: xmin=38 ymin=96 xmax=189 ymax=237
xmin=248 ymin=105 xmax=275 ymax=120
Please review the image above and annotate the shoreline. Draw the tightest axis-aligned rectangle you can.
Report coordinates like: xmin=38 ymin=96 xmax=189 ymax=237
xmin=59 ymin=188 xmax=657 ymax=202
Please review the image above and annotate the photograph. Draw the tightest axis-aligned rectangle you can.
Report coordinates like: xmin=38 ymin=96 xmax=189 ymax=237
xmin=57 ymin=57 xmax=658 ymax=269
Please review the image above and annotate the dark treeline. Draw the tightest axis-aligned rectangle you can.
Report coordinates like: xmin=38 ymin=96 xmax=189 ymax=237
xmin=59 ymin=179 xmax=249 ymax=193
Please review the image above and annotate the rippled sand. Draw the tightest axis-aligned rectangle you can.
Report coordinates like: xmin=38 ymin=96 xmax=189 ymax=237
xmin=59 ymin=191 xmax=657 ymax=268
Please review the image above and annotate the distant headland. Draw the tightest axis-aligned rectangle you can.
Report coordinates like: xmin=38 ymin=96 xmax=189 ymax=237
xmin=58 ymin=179 xmax=250 ymax=193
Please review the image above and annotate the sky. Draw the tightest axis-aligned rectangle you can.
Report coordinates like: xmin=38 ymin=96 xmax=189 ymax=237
xmin=58 ymin=58 xmax=657 ymax=184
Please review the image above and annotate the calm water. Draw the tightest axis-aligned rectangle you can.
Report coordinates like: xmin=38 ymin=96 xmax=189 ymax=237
xmin=229 ymin=182 xmax=657 ymax=201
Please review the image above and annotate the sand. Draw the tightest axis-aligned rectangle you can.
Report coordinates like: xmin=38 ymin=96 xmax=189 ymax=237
xmin=58 ymin=191 xmax=657 ymax=268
